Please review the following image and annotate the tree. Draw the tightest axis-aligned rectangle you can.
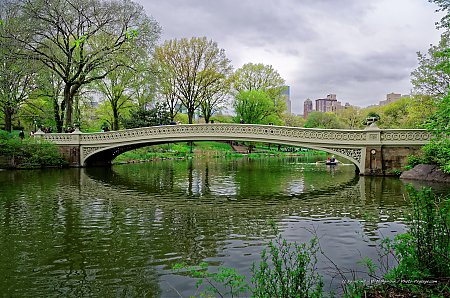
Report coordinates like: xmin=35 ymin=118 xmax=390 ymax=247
xmin=379 ymin=97 xmax=411 ymax=128
xmin=22 ymin=69 xmax=65 ymax=132
xmin=233 ymin=90 xmax=275 ymax=124
xmin=403 ymin=94 xmax=437 ymax=128
xmin=0 ymin=5 xmax=35 ymax=132
xmin=281 ymin=113 xmax=305 ymax=127
xmin=1 ymin=0 xmax=160 ymax=128
xmin=232 ymin=63 xmax=287 ymax=116
xmin=199 ymin=78 xmax=231 ymax=123
xmin=153 ymin=59 xmax=180 ymax=121
xmin=335 ymin=106 xmax=364 ymax=129
xmin=153 ymin=37 xmax=232 ymax=124
xmin=429 ymin=0 xmax=450 ymax=30
xmin=304 ymin=112 xmax=344 ymax=129
xmin=94 ymin=68 xmax=136 ymax=131
xmin=411 ymin=34 xmax=450 ymax=99
xmin=121 ymin=103 xmax=171 ymax=129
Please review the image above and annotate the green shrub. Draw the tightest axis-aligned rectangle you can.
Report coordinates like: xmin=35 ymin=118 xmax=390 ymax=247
xmin=173 ymin=262 xmax=250 ymax=297
xmin=251 ymin=234 xmax=323 ymax=298
xmin=0 ymin=133 xmax=67 ymax=167
xmin=406 ymin=155 xmax=423 ymax=167
xmin=422 ymin=138 xmax=450 ymax=173
xmin=385 ymin=186 xmax=450 ymax=280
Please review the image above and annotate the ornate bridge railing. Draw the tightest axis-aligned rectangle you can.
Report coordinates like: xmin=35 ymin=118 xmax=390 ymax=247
xmin=36 ymin=124 xmax=433 ymax=174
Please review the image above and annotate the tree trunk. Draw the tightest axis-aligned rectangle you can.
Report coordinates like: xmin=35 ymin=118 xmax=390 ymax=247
xmin=63 ymin=84 xmax=73 ymax=128
xmin=204 ymin=110 xmax=211 ymax=123
xmin=188 ymin=108 xmax=194 ymax=124
xmin=53 ymin=97 xmax=64 ymax=133
xmin=112 ymin=106 xmax=120 ymax=131
xmin=4 ymin=107 xmax=13 ymax=132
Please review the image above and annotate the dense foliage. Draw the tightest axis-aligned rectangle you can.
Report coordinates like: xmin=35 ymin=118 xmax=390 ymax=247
xmin=372 ymin=186 xmax=450 ymax=296
xmin=304 ymin=111 xmax=344 ymax=129
xmin=0 ymin=131 xmax=67 ymax=167
xmin=121 ymin=103 xmax=172 ymax=129
xmin=233 ymin=90 xmax=275 ymax=124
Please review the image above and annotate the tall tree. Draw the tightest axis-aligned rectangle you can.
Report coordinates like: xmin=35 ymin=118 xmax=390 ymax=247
xmin=232 ymin=63 xmax=287 ymax=115
xmin=1 ymin=0 xmax=160 ymax=128
xmin=199 ymin=76 xmax=231 ymax=123
xmin=0 ymin=3 xmax=35 ymax=132
xmin=153 ymin=59 xmax=180 ymax=121
xmin=153 ymin=37 xmax=232 ymax=124
xmin=0 ymin=54 xmax=35 ymax=132
xmin=335 ymin=106 xmax=364 ymax=129
xmin=94 ymin=67 xmax=136 ymax=130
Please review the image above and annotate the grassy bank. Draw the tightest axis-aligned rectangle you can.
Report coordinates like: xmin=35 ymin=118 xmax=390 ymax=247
xmin=113 ymin=141 xmax=328 ymax=163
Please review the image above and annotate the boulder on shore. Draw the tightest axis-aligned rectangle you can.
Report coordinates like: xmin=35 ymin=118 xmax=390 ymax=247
xmin=400 ymin=164 xmax=450 ymax=183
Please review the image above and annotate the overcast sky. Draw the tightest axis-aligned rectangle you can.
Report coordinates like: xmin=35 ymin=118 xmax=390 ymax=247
xmin=137 ymin=0 xmax=444 ymax=114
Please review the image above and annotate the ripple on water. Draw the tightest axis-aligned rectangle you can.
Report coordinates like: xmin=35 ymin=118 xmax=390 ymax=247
xmin=0 ymin=159 xmax=418 ymax=297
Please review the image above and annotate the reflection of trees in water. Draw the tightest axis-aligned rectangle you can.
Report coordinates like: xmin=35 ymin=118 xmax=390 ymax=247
xmin=83 ymin=160 xmax=410 ymax=253
xmin=0 ymin=169 xmax=161 ymax=297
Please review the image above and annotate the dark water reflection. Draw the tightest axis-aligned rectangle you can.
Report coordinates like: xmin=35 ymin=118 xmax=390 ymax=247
xmin=0 ymin=158 xmax=444 ymax=297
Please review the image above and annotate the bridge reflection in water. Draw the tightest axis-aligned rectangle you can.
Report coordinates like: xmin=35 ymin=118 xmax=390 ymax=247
xmin=2 ymin=157 xmax=442 ymax=296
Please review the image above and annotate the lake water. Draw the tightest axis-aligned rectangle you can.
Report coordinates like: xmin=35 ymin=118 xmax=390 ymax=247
xmin=0 ymin=157 xmax=443 ymax=297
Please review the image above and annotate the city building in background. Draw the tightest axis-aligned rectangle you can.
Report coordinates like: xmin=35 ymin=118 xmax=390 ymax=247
xmin=379 ymin=92 xmax=402 ymax=106
xmin=315 ymin=94 xmax=343 ymax=112
xmin=282 ymin=86 xmax=292 ymax=114
xmin=303 ymin=98 xmax=313 ymax=119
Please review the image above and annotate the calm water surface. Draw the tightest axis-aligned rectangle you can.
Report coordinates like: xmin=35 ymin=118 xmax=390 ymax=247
xmin=0 ymin=157 xmax=439 ymax=297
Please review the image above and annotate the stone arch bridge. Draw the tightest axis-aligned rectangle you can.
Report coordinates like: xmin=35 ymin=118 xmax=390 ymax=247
xmin=35 ymin=124 xmax=432 ymax=175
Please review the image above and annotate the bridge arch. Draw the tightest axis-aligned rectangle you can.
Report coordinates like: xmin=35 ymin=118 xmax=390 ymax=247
xmin=82 ymin=137 xmax=363 ymax=171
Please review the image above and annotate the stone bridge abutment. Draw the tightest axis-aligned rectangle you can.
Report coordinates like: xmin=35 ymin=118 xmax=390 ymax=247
xmin=35 ymin=124 xmax=432 ymax=176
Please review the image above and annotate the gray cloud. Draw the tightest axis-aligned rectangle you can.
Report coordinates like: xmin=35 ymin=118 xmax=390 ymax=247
xmin=138 ymin=0 xmax=443 ymax=113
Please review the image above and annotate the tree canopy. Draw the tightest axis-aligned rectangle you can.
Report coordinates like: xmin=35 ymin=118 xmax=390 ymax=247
xmin=304 ymin=111 xmax=344 ymax=129
xmin=1 ymin=0 xmax=160 ymax=128
xmin=153 ymin=37 xmax=232 ymax=124
xmin=232 ymin=63 xmax=287 ymax=117
xmin=233 ymin=90 xmax=275 ymax=124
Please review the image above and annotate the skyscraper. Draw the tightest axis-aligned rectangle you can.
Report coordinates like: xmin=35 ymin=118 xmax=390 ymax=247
xmin=282 ymin=86 xmax=292 ymax=114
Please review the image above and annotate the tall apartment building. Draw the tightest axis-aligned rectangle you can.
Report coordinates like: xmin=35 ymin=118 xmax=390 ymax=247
xmin=303 ymin=98 xmax=313 ymax=119
xmin=315 ymin=94 xmax=342 ymax=113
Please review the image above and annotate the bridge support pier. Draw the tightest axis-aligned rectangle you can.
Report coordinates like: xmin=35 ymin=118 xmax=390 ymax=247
xmin=363 ymin=145 xmax=423 ymax=175
xmin=57 ymin=145 xmax=81 ymax=167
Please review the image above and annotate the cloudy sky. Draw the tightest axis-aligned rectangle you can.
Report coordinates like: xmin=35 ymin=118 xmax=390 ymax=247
xmin=137 ymin=0 xmax=444 ymax=114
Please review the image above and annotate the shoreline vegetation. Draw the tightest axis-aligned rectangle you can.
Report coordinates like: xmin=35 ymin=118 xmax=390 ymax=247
xmin=0 ymin=130 xmax=67 ymax=169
